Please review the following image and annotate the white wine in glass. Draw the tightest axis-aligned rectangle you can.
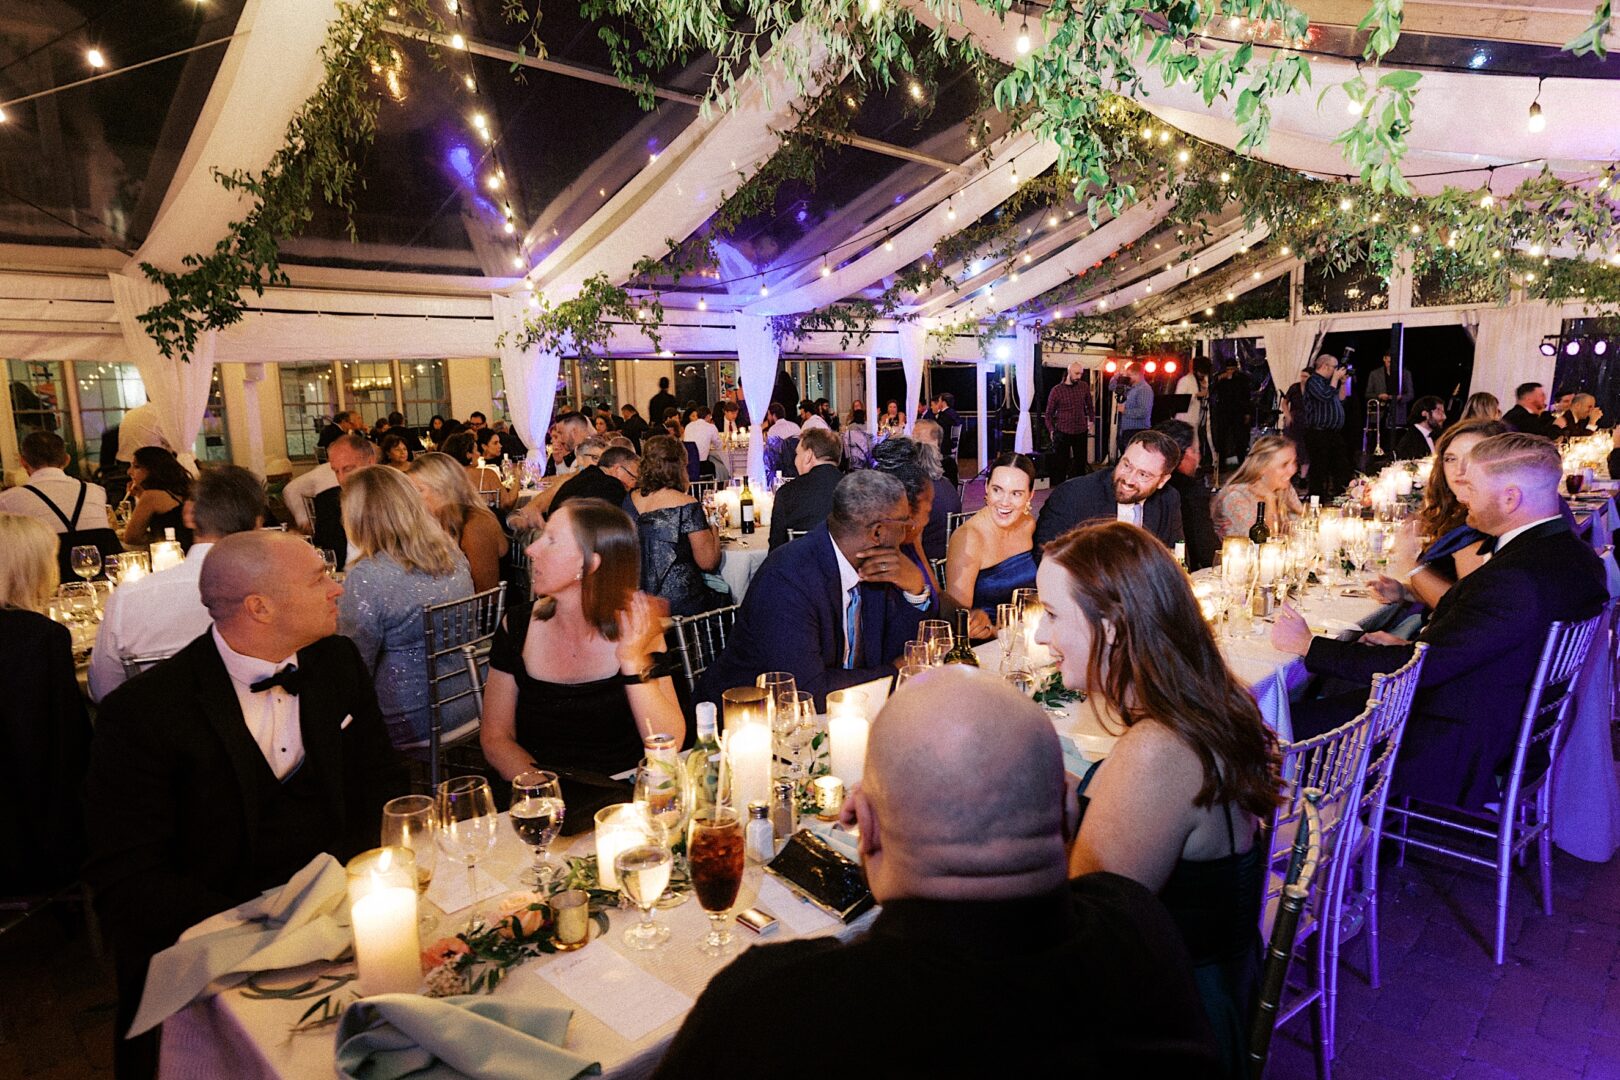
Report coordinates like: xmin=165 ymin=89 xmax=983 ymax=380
xmin=615 ymin=843 xmax=673 ymax=950
xmin=71 ymin=545 xmax=102 ymax=583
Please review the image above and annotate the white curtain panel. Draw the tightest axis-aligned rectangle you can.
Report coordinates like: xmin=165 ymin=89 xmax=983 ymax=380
xmin=1471 ymin=303 xmax=1563 ymax=403
xmin=108 ymin=272 xmax=217 ymax=472
xmin=1013 ymin=324 xmax=1037 ymax=454
xmin=733 ymin=314 xmax=780 ymax=482
xmin=1261 ymin=321 xmax=1328 ymax=401
xmin=490 ymin=294 xmax=561 ymax=455
xmin=896 ymin=321 xmax=926 ymax=436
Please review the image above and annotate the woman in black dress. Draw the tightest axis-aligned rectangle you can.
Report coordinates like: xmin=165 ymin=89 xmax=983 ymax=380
xmin=0 ymin=513 xmax=93 ymax=895
xmin=628 ymin=435 xmax=724 ymax=617
xmin=1034 ymin=521 xmax=1281 ymax=1076
xmin=122 ymin=446 xmax=193 ymax=549
xmin=479 ymin=499 xmax=685 ymax=781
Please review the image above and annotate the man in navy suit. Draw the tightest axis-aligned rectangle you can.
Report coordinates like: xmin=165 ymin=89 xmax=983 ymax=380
xmin=699 ymin=471 xmax=936 ymax=707
xmin=1273 ymin=433 xmax=1606 ymax=810
xmin=1034 ymin=429 xmax=1183 ymax=555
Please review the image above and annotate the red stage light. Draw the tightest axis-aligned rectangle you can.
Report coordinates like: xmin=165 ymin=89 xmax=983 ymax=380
xmin=1144 ymin=360 xmax=1158 ymax=374
xmin=1164 ymin=359 xmax=1178 ymax=374
xmin=1103 ymin=359 xmax=1119 ymax=374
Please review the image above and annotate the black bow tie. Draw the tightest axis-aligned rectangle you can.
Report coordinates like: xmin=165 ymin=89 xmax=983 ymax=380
xmin=250 ymin=664 xmax=303 ymax=695
xmin=1476 ymin=535 xmax=1498 ymax=556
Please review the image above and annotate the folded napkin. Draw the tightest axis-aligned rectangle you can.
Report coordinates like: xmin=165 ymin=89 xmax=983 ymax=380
xmin=335 ymin=994 xmax=599 ymax=1080
xmin=129 ymin=853 xmax=352 ymax=1036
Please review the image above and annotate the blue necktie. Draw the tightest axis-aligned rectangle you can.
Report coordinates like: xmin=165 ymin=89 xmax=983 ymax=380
xmin=843 ymin=585 xmax=862 ymax=669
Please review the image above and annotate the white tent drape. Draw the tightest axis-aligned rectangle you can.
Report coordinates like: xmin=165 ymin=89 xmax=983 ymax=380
xmin=108 ymin=273 xmax=216 ymax=472
xmin=734 ymin=314 xmax=780 ymax=482
xmin=1013 ymin=324 xmax=1037 ymax=454
xmin=1261 ymin=321 xmax=1329 ymax=400
xmin=1470 ymin=304 xmax=1563 ymax=403
xmin=490 ymin=294 xmax=560 ymax=455
xmin=896 ymin=321 xmax=926 ymax=436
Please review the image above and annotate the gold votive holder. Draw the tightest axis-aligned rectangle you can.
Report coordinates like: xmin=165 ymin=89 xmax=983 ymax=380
xmin=549 ymin=889 xmax=590 ymax=951
xmin=812 ymin=776 xmax=846 ymax=821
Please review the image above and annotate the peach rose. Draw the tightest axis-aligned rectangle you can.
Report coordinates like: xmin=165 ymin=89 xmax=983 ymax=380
xmin=421 ymin=936 xmax=470 ymax=972
xmin=492 ymin=892 xmax=549 ymax=939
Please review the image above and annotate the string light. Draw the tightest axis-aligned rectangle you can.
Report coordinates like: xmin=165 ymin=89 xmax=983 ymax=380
xmin=1177 ymin=148 xmax=1190 ymax=164
xmin=883 ymin=236 xmax=894 ymax=251
xmin=1346 ymin=93 xmax=1363 ymax=116
xmin=820 ymin=261 xmax=831 ymax=277
xmin=86 ymin=48 xmax=106 ymax=69
xmin=1158 ymin=130 xmax=1171 ymax=144
xmin=1015 ymin=15 xmax=1032 ymax=55
xmin=1280 ymin=245 xmax=1292 ymax=256
xmin=867 ymin=0 xmax=881 ymax=11
xmin=450 ymin=33 xmax=465 ymax=49
xmin=463 ymin=75 xmax=475 ymax=91
xmin=1219 ymin=170 xmax=1231 ymax=183
xmin=946 ymin=200 xmax=957 ymax=222
xmin=1528 ymin=78 xmax=1547 ymax=133
xmin=503 ymin=220 xmax=515 ymax=234
xmin=760 ymin=285 xmax=769 ymax=297
xmin=697 ymin=297 xmax=707 ymax=310
xmin=0 ymin=106 xmax=7 ymax=123
xmin=511 ymin=254 xmax=524 ymax=269
xmin=1338 ymin=196 xmax=1353 ymax=211
xmin=1480 ymin=191 xmax=1495 ymax=208
xmin=908 ymin=81 xmax=924 ymax=101
xmin=1009 ymin=160 xmax=1020 ymax=185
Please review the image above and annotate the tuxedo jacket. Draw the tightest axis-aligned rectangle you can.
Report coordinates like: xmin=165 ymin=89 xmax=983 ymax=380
xmin=768 ymin=464 xmax=842 ymax=550
xmin=1502 ymin=405 xmax=1561 ymax=439
xmin=85 ymin=631 xmax=404 ymax=963
xmin=697 ymin=526 xmax=935 ymax=708
xmin=1034 ymin=468 xmax=1183 ymax=554
xmin=1305 ymin=519 xmax=1606 ymax=809
xmin=1392 ymin=425 xmax=1436 ymax=460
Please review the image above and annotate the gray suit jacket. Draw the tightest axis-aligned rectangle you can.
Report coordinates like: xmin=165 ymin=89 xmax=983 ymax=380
xmin=1034 ymin=469 xmax=1183 ymax=554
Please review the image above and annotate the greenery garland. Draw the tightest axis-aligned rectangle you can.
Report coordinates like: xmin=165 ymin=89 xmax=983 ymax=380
xmin=137 ymin=0 xmax=438 ymax=361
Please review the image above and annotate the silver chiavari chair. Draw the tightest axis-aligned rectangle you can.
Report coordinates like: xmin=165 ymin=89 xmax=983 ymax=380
xmin=1388 ymin=607 xmax=1607 ymax=964
xmin=944 ymin=510 xmax=972 ymax=545
xmin=690 ymin=478 xmax=722 ymax=500
xmin=412 ymin=586 xmax=507 ymax=790
xmin=668 ymin=604 xmax=740 ymax=696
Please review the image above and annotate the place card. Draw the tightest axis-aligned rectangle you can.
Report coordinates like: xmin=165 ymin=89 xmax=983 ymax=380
xmin=758 ymin=875 xmax=840 ymax=936
xmin=425 ymin=866 xmax=509 ymax=914
xmin=535 ymin=944 xmax=693 ymax=1041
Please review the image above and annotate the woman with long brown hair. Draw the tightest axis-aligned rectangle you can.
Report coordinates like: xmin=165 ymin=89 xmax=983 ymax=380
xmin=480 ymin=498 xmax=684 ymax=780
xmin=1035 ymin=521 xmax=1279 ymax=1073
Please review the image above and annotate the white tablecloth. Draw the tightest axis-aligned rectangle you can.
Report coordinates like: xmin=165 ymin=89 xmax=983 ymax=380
xmin=1551 ymin=548 xmax=1620 ymax=862
xmin=160 ymin=825 xmax=858 ymax=1080
xmin=714 ymin=530 xmax=769 ymax=603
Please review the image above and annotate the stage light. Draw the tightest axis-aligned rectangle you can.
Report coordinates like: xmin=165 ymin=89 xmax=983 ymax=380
xmin=1595 ymin=338 xmax=1610 ymax=356
xmin=1565 ymin=339 xmax=1581 ymax=356
xmin=1164 ymin=360 xmax=1178 ymax=374
xmin=1540 ymin=339 xmax=1558 ymax=357
xmin=1144 ymin=360 xmax=1158 ymax=374
xmin=1104 ymin=360 xmax=1119 ymax=374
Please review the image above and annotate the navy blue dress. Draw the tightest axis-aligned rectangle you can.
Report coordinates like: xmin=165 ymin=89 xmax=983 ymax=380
xmin=970 ymin=549 xmax=1038 ymax=616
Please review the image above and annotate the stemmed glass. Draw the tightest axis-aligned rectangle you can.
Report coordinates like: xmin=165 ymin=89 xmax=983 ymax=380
xmin=773 ymin=690 xmax=816 ymax=783
xmin=614 ymin=816 xmax=673 ymax=950
xmin=70 ymin=545 xmax=102 ymax=582
xmin=380 ymin=794 xmax=438 ymax=932
xmin=756 ymin=671 xmax=797 ymax=725
xmin=894 ymin=664 xmax=926 ymax=691
xmin=687 ymin=808 xmax=745 ymax=956
xmin=903 ymin=640 xmax=930 ymax=668
xmin=634 ymin=750 xmax=688 ymax=908
xmin=917 ymin=619 xmax=952 ymax=665
xmin=320 ymin=549 xmax=339 ymax=576
xmin=434 ymin=776 xmax=499 ymax=926
xmin=510 ymin=770 xmax=565 ymax=892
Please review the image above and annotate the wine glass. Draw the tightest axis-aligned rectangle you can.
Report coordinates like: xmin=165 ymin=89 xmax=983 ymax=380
xmin=1011 ymin=587 xmax=1039 ymax=624
xmin=320 ymin=549 xmax=339 ymax=576
xmin=381 ymin=795 xmax=438 ymax=932
xmin=894 ymin=663 xmax=926 ymax=691
xmin=687 ymin=809 xmax=745 ymax=956
xmin=903 ymin=640 xmax=930 ymax=668
xmin=756 ymin=671 xmax=796 ymax=725
xmin=434 ymin=776 xmax=499 ymax=925
xmin=773 ymin=690 xmax=816 ymax=783
xmin=917 ymin=619 xmax=952 ymax=665
xmin=614 ymin=815 xmax=673 ymax=950
xmin=70 ymin=545 xmax=102 ymax=583
xmin=510 ymin=771 xmax=565 ymax=892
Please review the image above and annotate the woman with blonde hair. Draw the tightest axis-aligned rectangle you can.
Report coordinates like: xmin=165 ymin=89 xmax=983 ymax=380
xmin=481 ymin=499 xmax=684 ymax=780
xmin=0 ymin=513 xmax=93 ymax=894
xmin=1211 ymin=434 xmax=1302 ymax=539
xmin=338 ymin=466 xmax=476 ymax=750
xmin=408 ymin=452 xmax=509 ymax=592
xmin=1459 ymin=391 xmax=1501 ymax=423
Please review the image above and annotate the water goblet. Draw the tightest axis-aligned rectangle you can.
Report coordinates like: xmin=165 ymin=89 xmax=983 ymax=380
xmin=509 ymin=771 xmax=565 ymax=893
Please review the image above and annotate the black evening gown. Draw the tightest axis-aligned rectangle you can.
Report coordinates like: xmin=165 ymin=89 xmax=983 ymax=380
xmin=637 ymin=502 xmax=725 ymax=617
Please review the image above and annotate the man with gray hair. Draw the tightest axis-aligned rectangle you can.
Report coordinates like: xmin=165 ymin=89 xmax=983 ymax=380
xmin=311 ymin=433 xmax=377 ymax=569
xmin=698 ymin=470 xmax=937 ymax=706
xmin=85 ymin=531 xmax=402 ymax=1077
xmin=1275 ymin=433 xmax=1605 ymax=809
xmin=657 ymin=669 xmax=1218 ymax=1075
xmin=88 ymin=465 xmax=269 ymax=701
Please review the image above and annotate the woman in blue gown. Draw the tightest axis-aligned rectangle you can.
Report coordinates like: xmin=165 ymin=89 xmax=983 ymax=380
xmin=944 ymin=453 xmax=1037 ymax=640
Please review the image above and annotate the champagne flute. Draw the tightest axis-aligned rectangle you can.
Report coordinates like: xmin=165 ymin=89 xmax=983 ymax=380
xmin=756 ymin=671 xmax=796 ymax=727
xmin=917 ymin=619 xmax=952 ymax=665
xmin=434 ymin=776 xmax=499 ymax=925
xmin=70 ymin=545 xmax=102 ymax=583
xmin=687 ymin=809 xmax=745 ymax=956
xmin=381 ymin=794 xmax=438 ymax=932
xmin=510 ymin=771 xmax=565 ymax=892
xmin=614 ymin=815 xmax=672 ymax=950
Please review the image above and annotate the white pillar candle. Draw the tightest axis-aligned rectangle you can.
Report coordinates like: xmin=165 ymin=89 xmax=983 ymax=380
xmin=714 ymin=487 xmax=741 ymax=527
xmin=827 ymin=709 xmax=870 ymax=788
xmin=753 ymin=489 xmax=774 ymax=528
xmin=593 ymin=803 xmax=646 ymax=891
xmin=1258 ymin=542 xmax=1284 ymax=585
xmin=149 ymin=540 xmax=184 ymax=573
xmin=726 ymin=723 xmax=773 ymax=813
xmin=120 ymin=563 xmax=147 ymax=586
xmin=346 ymin=848 xmax=421 ymax=997
xmin=1393 ymin=470 xmax=1414 ymax=497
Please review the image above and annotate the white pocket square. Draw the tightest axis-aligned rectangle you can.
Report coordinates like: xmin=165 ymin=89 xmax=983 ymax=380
xmin=340 ymin=714 xmax=354 ymax=730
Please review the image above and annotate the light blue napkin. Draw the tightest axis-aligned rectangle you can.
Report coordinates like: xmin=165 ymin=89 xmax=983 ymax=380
xmin=129 ymin=853 xmax=352 ymax=1036
xmin=335 ymin=994 xmax=600 ymax=1080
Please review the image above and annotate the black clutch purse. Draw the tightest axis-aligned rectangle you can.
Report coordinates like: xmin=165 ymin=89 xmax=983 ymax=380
xmin=766 ymin=830 xmax=875 ymax=923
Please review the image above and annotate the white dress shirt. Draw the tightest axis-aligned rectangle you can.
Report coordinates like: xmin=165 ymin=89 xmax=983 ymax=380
xmin=684 ymin=418 xmax=721 ymax=462
xmin=1116 ymin=501 xmax=1145 ymax=527
xmin=1492 ymin=514 xmax=1563 ymax=556
xmin=768 ymin=418 xmax=801 ymax=441
xmin=88 ymin=542 xmax=216 ymax=701
xmin=280 ymin=463 xmax=337 ymax=530
xmin=801 ymin=414 xmax=830 ymax=432
xmin=116 ymin=403 xmax=171 ymax=464
xmin=211 ymin=626 xmax=306 ymax=780
xmin=0 ymin=467 xmax=111 ymax=532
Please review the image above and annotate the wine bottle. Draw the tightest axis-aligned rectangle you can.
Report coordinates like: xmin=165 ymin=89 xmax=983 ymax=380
xmin=941 ymin=608 xmax=980 ymax=666
xmin=1248 ymin=502 xmax=1269 ymax=545
xmin=740 ymin=478 xmax=756 ymax=535
xmin=684 ymin=703 xmax=723 ymax=815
